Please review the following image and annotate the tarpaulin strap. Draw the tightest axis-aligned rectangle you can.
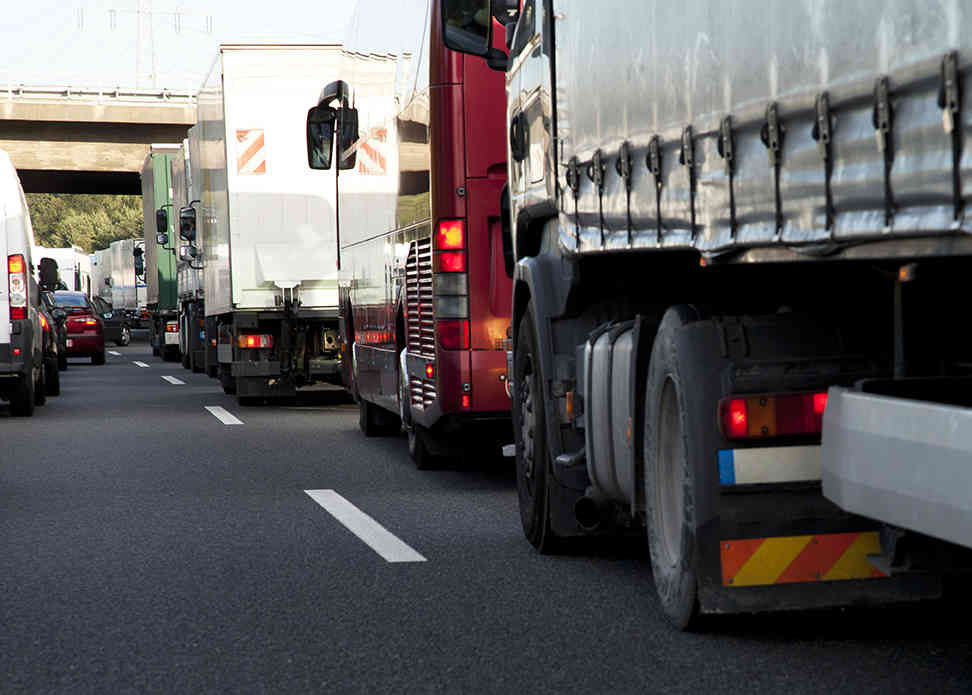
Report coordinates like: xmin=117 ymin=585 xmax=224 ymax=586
xmin=717 ymin=116 xmax=737 ymax=240
xmin=615 ymin=141 xmax=633 ymax=247
xmin=647 ymin=136 xmax=663 ymax=246
xmin=760 ymin=102 xmax=784 ymax=240
xmin=812 ymin=92 xmax=835 ymax=235
xmin=587 ymin=149 xmax=606 ymax=246
xmin=938 ymin=51 xmax=963 ymax=222
xmin=872 ymin=77 xmax=896 ymax=228
xmin=679 ymin=125 xmax=697 ymax=240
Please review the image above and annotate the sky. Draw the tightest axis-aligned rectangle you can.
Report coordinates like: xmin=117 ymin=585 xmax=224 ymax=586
xmin=0 ymin=1 xmax=357 ymax=91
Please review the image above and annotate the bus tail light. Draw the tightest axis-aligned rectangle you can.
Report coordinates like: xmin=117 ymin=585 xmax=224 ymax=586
xmin=719 ymin=391 xmax=828 ymax=440
xmin=436 ymin=251 xmax=466 ymax=273
xmin=238 ymin=334 xmax=273 ymax=349
xmin=435 ymin=219 xmax=465 ymax=250
xmin=438 ymin=319 xmax=469 ymax=350
xmin=8 ymin=254 xmax=27 ymax=319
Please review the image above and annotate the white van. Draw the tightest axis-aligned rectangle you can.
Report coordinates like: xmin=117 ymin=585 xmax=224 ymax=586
xmin=0 ymin=149 xmax=45 ymax=416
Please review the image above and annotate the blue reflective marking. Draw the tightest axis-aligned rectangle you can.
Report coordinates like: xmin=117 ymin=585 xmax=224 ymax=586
xmin=718 ymin=450 xmax=735 ymax=485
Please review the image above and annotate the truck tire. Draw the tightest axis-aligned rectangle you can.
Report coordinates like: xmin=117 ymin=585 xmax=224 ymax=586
xmin=513 ymin=301 xmax=560 ymax=553
xmin=181 ymin=350 xmax=191 ymax=370
xmin=8 ymin=370 xmax=35 ymax=417
xmin=92 ymin=350 xmax=106 ymax=366
xmin=58 ymin=350 xmax=67 ymax=371
xmin=220 ymin=367 xmax=237 ymax=395
xmin=34 ymin=365 xmax=47 ymax=406
xmin=45 ymin=356 xmax=60 ymax=396
xmin=643 ymin=305 xmax=705 ymax=631
xmin=163 ymin=346 xmax=179 ymax=362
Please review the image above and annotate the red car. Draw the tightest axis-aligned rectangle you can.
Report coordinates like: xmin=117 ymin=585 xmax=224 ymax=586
xmin=52 ymin=291 xmax=105 ymax=365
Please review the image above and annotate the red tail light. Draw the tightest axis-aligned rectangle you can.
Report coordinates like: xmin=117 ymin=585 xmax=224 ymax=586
xmin=238 ymin=334 xmax=273 ymax=349
xmin=436 ymin=251 xmax=466 ymax=273
xmin=7 ymin=254 xmax=27 ymax=319
xmin=435 ymin=219 xmax=465 ymax=250
xmin=719 ymin=391 xmax=828 ymax=440
xmin=461 ymin=393 xmax=471 ymax=409
xmin=438 ymin=319 xmax=469 ymax=349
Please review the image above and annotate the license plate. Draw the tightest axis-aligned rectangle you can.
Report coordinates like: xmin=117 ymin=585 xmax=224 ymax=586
xmin=66 ymin=339 xmax=73 ymax=347
xmin=164 ymin=332 xmax=179 ymax=345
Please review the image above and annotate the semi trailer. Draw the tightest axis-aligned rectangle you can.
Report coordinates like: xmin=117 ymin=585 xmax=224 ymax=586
xmin=443 ymin=0 xmax=972 ymax=628
xmin=305 ymin=0 xmax=512 ymax=466
xmin=171 ymin=138 xmax=206 ymax=373
xmin=192 ymin=45 xmax=344 ymax=403
xmin=141 ymin=145 xmax=182 ymax=361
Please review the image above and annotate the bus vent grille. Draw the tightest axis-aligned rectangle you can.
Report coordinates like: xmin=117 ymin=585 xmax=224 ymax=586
xmin=406 ymin=237 xmax=436 ymax=407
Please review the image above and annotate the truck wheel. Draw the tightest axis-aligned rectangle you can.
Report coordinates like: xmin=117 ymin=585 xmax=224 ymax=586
xmin=58 ymin=350 xmax=67 ymax=371
xmin=220 ymin=367 xmax=237 ymax=395
xmin=8 ymin=371 xmax=35 ymax=417
xmin=34 ymin=365 xmax=47 ymax=406
xmin=181 ymin=350 xmax=191 ymax=369
xmin=45 ymin=357 xmax=60 ymax=396
xmin=358 ymin=397 xmax=388 ymax=437
xmin=92 ymin=350 xmax=106 ymax=366
xmin=643 ymin=305 xmax=705 ymax=631
xmin=513 ymin=302 xmax=559 ymax=553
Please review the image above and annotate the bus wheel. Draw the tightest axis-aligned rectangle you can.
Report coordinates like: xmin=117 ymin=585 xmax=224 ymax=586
xmin=408 ymin=425 xmax=437 ymax=470
xmin=513 ymin=302 xmax=559 ymax=553
xmin=643 ymin=306 xmax=705 ymax=631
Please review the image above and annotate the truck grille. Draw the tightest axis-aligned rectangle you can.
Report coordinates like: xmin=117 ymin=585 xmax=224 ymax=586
xmin=405 ymin=237 xmax=436 ymax=407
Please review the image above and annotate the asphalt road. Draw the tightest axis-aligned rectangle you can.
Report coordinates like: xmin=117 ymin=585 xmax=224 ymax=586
xmin=2 ymin=339 xmax=971 ymax=694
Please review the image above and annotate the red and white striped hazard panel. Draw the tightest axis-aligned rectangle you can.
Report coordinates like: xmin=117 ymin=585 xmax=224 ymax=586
xmin=358 ymin=127 xmax=387 ymax=176
xmin=236 ymin=129 xmax=266 ymax=175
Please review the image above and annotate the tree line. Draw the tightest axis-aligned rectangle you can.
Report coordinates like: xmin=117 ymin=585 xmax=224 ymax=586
xmin=26 ymin=194 xmax=143 ymax=254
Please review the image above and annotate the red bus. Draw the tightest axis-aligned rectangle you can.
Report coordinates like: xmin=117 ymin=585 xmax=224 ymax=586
xmin=306 ymin=0 xmax=511 ymax=466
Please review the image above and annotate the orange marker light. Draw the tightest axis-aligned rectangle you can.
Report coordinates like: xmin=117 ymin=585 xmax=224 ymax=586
xmin=7 ymin=254 xmax=24 ymax=274
xmin=425 ymin=363 xmax=434 ymax=379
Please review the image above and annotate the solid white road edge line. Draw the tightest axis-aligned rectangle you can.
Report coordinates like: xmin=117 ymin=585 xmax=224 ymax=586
xmin=204 ymin=405 xmax=244 ymax=425
xmin=304 ymin=489 xmax=427 ymax=563
xmin=108 ymin=350 xmax=121 ymax=356
xmin=162 ymin=376 xmax=185 ymax=385
xmin=132 ymin=361 xmax=150 ymax=367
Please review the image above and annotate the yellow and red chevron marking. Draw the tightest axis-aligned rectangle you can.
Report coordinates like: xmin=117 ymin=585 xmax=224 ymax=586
xmin=721 ymin=532 xmax=887 ymax=587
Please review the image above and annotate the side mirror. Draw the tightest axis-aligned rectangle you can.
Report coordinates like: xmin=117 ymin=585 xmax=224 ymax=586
xmin=179 ymin=205 xmax=197 ymax=242
xmin=442 ymin=0 xmax=493 ymax=56
xmin=156 ymin=207 xmax=169 ymax=236
xmin=157 ymin=232 xmax=169 ymax=247
xmin=307 ymin=105 xmax=335 ymax=170
xmin=104 ymin=277 xmax=112 ymax=287
xmin=338 ymin=108 xmax=359 ymax=171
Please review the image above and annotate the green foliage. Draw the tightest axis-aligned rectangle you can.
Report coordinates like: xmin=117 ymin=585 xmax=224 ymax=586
xmin=26 ymin=193 xmax=143 ymax=253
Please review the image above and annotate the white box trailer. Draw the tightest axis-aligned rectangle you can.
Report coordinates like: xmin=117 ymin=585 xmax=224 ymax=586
xmin=33 ymin=246 xmax=89 ymax=292
xmin=89 ymin=249 xmax=111 ymax=302
xmin=193 ymin=45 xmax=344 ymax=401
xmin=108 ymin=239 xmax=140 ymax=312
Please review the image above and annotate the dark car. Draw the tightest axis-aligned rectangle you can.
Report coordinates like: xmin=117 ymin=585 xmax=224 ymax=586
xmin=90 ymin=296 xmax=131 ymax=347
xmin=37 ymin=304 xmax=61 ymax=397
xmin=40 ymin=291 xmax=69 ymax=370
xmin=51 ymin=291 xmax=105 ymax=365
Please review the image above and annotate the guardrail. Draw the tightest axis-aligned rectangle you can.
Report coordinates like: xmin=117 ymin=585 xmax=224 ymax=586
xmin=3 ymin=84 xmax=195 ymax=104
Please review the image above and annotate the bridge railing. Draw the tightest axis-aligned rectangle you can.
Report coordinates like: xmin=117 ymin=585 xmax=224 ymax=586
xmin=3 ymin=84 xmax=196 ymax=104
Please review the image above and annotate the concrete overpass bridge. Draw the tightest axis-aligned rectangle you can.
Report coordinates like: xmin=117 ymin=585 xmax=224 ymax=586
xmin=0 ymin=84 xmax=196 ymax=195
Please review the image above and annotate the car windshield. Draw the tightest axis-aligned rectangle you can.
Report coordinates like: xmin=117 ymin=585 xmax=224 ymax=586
xmin=52 ymin=293 xmax=90 ymax=311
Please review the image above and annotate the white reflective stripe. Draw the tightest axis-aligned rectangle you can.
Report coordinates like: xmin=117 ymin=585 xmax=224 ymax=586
xmin=161 ymin=375 xmax=184 ymax=385
xmin=132 ymin=361 xmax=150 ymax=367
xmin=720 ymin=445 xmax=821 ymax=485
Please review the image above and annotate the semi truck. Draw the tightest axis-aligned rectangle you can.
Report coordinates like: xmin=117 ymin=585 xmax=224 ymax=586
xmin=442 ymin=0 xmax=972 ymax=628
xmin=141 ymin=145 xmax=181 ymax=361
xmin=191 ymin=45 xmax=344 ymax=403
xmin=304 ymin=0 xmax=512 ymax=466
xmin=172 ymin=138 xmax=206 ymax=373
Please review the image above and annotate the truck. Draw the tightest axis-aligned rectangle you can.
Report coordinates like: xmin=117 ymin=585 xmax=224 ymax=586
xmin=305 ymin=1 xmax=512 ymax=465
xmin=441 ymin=0 xmax=972 ymax=629
xmin=89 ymin=248 xmax=112 ymax=302
xmin=32 ymin=245 xmax=90 ymax=293
xmin=141 ymin=145 xmax=182 ymax=361
xmin=172 ymin=138 xmax=206 ymax=373
xmin=191 ymin=45 xmax=344 ymax=403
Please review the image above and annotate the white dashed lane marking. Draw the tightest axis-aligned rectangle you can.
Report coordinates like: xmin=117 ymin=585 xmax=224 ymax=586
xmin=205 ymin=406 xmax=244 ymax=425
xmin=108 ymin=351 xmax=121 ymax=356
xmin=162 ymin=376 xmax=185 ymax=385
xmin=133 ymin=361 xmax=150 ymax=368
xmin=304 ymin=489 xmax=427 ymax=563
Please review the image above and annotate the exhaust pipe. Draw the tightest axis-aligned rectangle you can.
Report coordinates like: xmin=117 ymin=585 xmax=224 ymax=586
xmin=574 ymin=494 xmax=606 ymax=531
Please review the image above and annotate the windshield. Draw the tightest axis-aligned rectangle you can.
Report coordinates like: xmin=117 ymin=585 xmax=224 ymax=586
xmin=52 ymin=292 xmax=90 ymax=310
